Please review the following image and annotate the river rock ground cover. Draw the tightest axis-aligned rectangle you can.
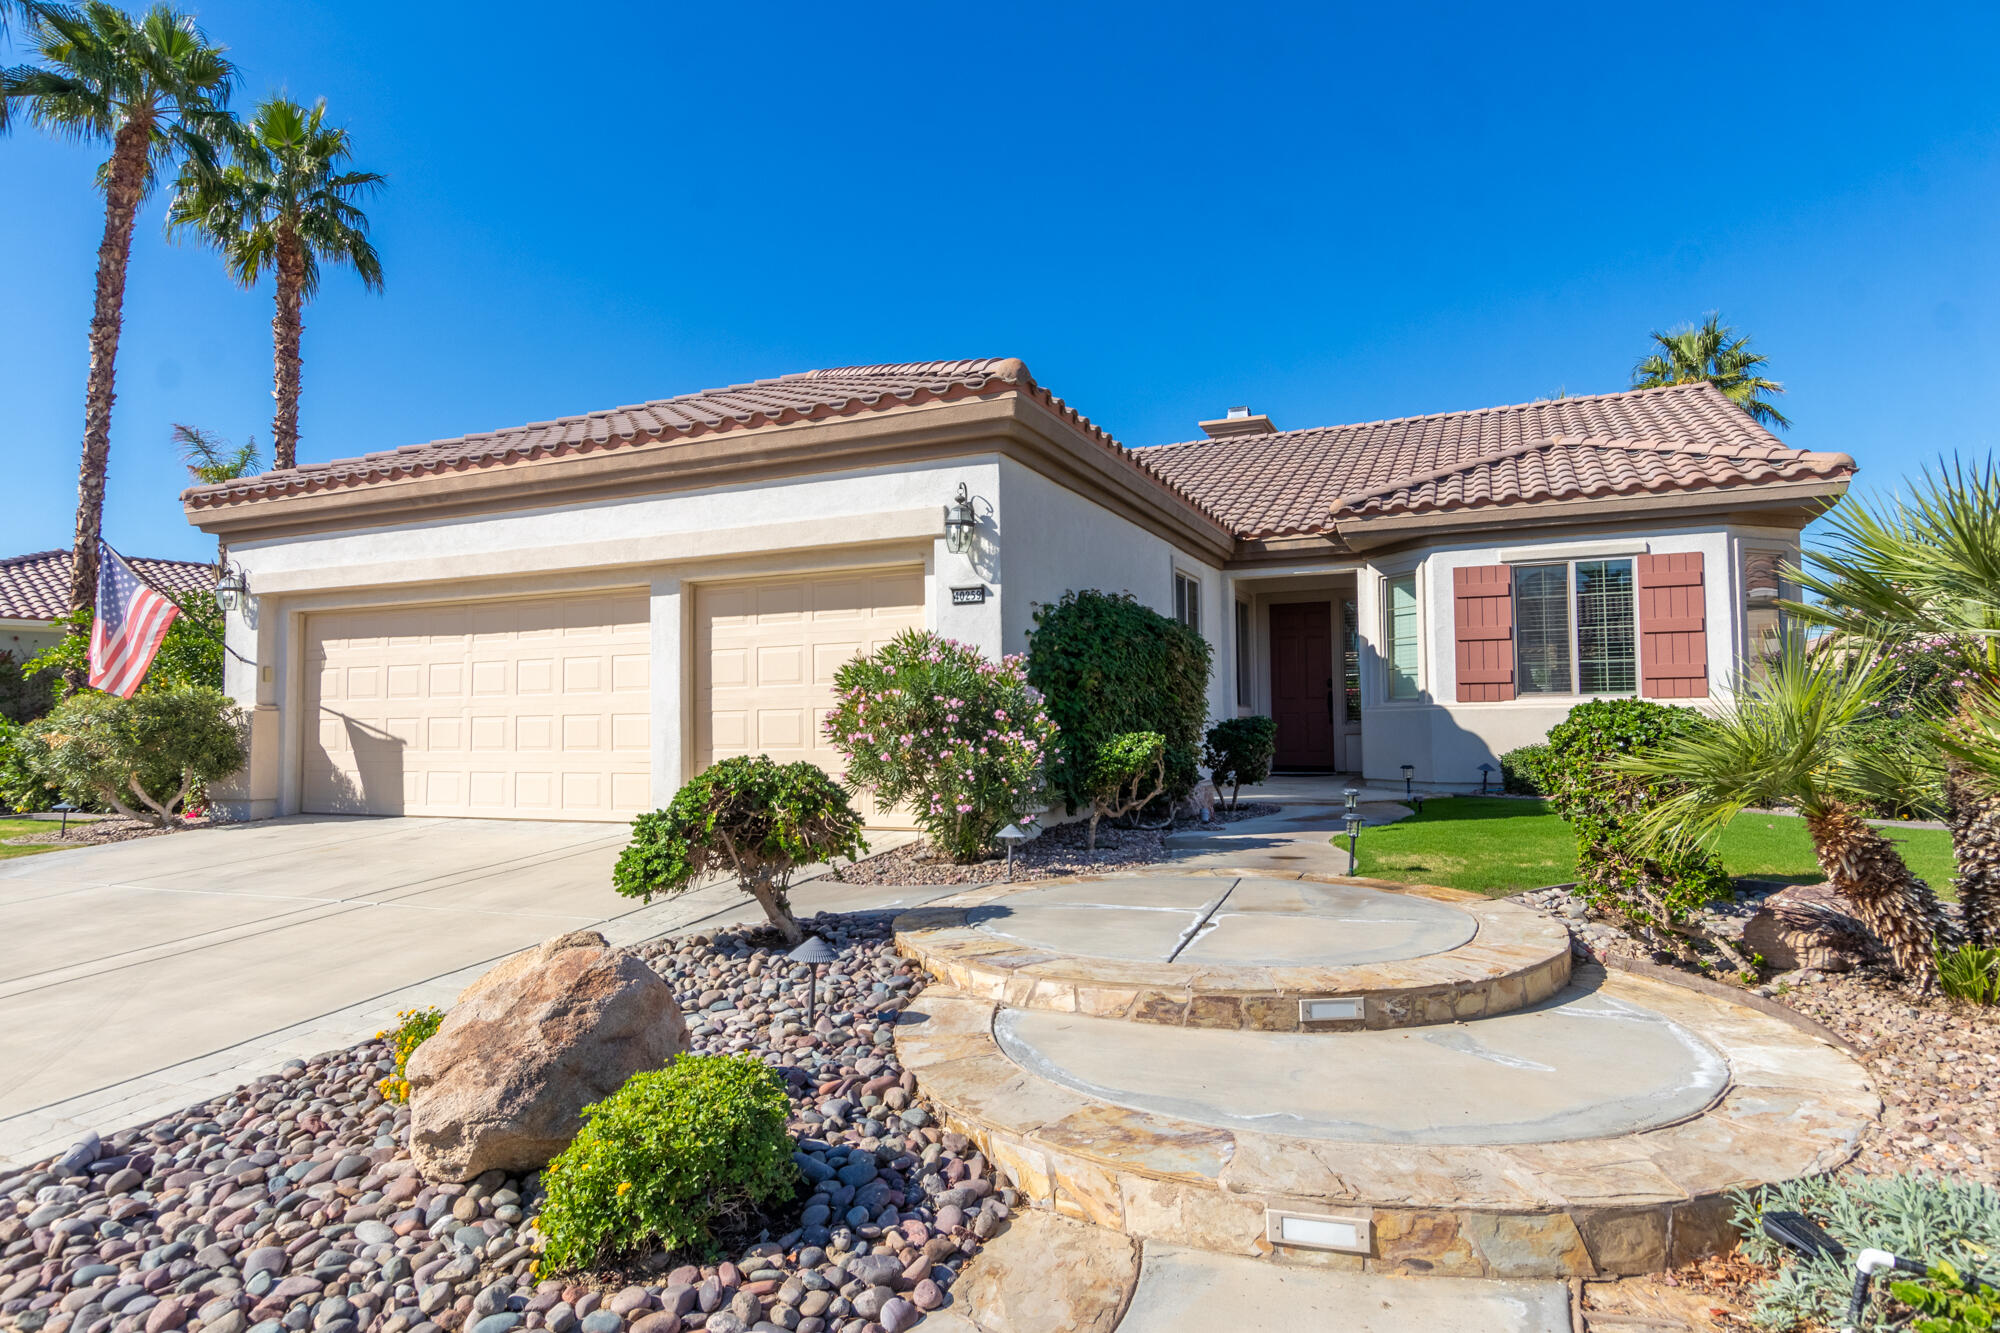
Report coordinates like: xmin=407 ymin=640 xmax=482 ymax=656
xmin=0 ymin=911 xmax=1008 ymax=1333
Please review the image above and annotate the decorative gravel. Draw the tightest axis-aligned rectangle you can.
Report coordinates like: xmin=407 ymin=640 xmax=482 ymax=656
xmin=1517 ymin=884 xmax=1999 ymax=1188
xmin=838 ymin=802 xmax=1284 ymax=886
xmin=1 ymin=816 xmax=209 ymax=849
xmin=0 ymin=911 xmax=1007 ymax=1333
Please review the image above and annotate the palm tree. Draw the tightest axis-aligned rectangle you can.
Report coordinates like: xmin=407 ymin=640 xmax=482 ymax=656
xmin=172 ymin=423 xmax=261 ymax=567
xmin=1623 ymin=643 xmax=1953 ymax=988
xmin=4 ymin=2 xmax=235 ymax=621
xmin=1632 ymin=312 xmax=1791 ymax=429
xmin=170 ymin=96 xmax=383 ymax=471
xmin=1786 ymin=457 xmax=2000 ymax=947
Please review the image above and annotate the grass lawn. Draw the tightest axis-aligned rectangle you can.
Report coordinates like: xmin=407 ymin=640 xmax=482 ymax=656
xmin=1354 ymin=796 xmax=1959 ymax=897
xmin=0 ymin=816 xmax=67 ymax=861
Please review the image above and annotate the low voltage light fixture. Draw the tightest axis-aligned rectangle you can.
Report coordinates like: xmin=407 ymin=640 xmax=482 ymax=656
xmin=213 ymin=560 xmax=249 ymax=613
xmin=1343 ymin=787 xmax=1360 ymax=813
xmin=52 ymin=801 xmax=76 ymax=839
xmin=996 ymin=822 xmax=1030 ymax=881
xmin=943 ymin=483 xmax=976 ymax=555
xmin=1478 ymin=761 xmax=1497 ymax=795
xmin=787 ymin=934 xmax=837 ymax=1027
xmin=1401 ymin=764 xmax=1415 ymax=797
xmin=1344 ymin=810 xmax=1364 ymax=866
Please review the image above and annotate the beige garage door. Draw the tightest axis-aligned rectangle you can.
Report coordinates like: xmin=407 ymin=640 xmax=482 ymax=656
xmin=305 ymin=591 xmax=651 ymax=820
xmin=695 ymin=568 xmax=925 ymax=825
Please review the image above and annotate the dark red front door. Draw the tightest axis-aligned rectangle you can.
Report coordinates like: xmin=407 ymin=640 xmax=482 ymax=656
xmin=1271 ymin=601 xmax=1337 ymax=769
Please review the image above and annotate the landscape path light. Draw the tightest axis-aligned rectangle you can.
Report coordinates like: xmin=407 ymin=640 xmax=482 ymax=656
xmin=1401 ymin=764 xmax=1415 ymax=798
xmin=788 ymin=934 xmax=837 ymax=1028
xmin=1344 ymin=811 xmax=1364 ymax=871
xmin=1478 ymin=762 xmax=1497 ymax=795
xmin=1343 ymin=787 xmax=1360 ymax=815
xmin=52 ymin=802 xmax=76 ymax=839
xmin=996 ymin=823 xmax=1030 ymax=881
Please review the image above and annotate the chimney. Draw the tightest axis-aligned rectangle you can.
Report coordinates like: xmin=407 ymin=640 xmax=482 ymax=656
xmin=1198 ymin=405 xmax=1277 ymax=439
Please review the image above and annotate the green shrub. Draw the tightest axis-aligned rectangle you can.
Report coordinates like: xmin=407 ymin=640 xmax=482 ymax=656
xmin=0 ymin=719 xmax=61 ymax=813
xmin=1733 ymin=1172 xmax=2000 ymax=1330
xmin=1542 ymin=699 xmax=1732 ymax=961
xmin=535 ymin=1055 xmax=798 ymax=1270
xmin=18 ymin=686 xmax=245 ymax=827
xmin=614 ymin=756 xmax=866 ymax=945
xmin=1889 ymin=1261 xmax=2000 ymax=1333
xmin=824 ymin=631 xmax=1058 ymax=862
xmin=1085 ymin=731 xmax=1165 ymax=851
xmin=25 ymin=592 xmax=226 ymax=694
xmin=1937 ymin=943 xmax=2000 ymax=1004
xmin=1499 ymin=742 xmax=1556 ymax=796
xmin=1204 ymin=716 xmax=1276 ymax=811
xmin=0 ymin=651 xmax=57 ymax=725
xmin=375 ymin=1006 xmax=444 ymax=1103
xmin=1026 ymin=590 xmax=1212 ymax=814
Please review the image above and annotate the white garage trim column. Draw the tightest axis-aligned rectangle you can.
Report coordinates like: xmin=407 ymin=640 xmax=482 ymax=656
xmin=650 ymin=574 xmax=684 ymax=810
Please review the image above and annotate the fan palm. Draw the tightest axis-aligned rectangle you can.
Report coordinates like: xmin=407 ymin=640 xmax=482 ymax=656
xmin=3 ymin=2 xmax=235 ymax=620
xmin=172 ymin=423 xmax=261 ymax=567
xmin=1622 ymin=643 xmax=1952 ymax=987
xmin=1786 ymin=456 xmax=2000 ymax=946
xmin=1631 ymin=312 xmax=1791 ymax=429
xmin=169 ymin=95 xmax=383 ymax=471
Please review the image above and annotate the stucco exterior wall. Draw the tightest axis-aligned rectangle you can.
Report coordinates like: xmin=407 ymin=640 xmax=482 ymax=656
xmin=0 ymin=622 xmax=60 ymax=667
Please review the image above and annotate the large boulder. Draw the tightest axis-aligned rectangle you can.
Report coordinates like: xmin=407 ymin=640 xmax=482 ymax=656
xmin=407 ymin=929 xmax=688 ymax=1181
xmin=1742 ymin=883 xmax=1879 ymax=973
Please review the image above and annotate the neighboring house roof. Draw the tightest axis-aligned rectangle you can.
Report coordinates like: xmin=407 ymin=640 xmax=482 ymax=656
xmin=1133 ymin=381 xmax=1855 ymax=539
xmin=0 ymin=549 xmax=213 ymax=622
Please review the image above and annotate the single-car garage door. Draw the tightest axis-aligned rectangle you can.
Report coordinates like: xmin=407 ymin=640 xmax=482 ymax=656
xmin=305 ymin=591 xmax=651 ymax=820
xmin=695 ymin=568 xmax=924 ymax=825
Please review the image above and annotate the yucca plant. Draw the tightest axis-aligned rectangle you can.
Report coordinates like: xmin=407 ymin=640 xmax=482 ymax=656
xmin=1789 ymin=455 xmax=2000 ymax=948
xmin=1622 ymin=643 xmax=1953 ymax=988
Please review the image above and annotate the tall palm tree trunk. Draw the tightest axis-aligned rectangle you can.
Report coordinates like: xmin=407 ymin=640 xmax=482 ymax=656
xmin=1804 ymin=805 xmax=1949 ymax=988
xmin=271 ymin=230 xmax=305 ymax=470
xmin=65 ymin=117 xmax=154 ymax=645
xmin=1943 ymin=757 xmax=2000 ymax=946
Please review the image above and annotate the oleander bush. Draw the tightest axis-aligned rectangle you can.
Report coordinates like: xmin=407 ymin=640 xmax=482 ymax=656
xmin=375 ymin=1006 xmax=444 ymax=1103
xmin=1204 ymin=715 xmax=1276 ymax=812
xmin=1733 ymin=1172 xmax=2000 ymax=1330
xmin=16 ymin=686 xmax=245 ymax=827
xmin=1026 ymin=590 xmax=1212 ymax=814
xmin=535 ymin=1055 xmax=798 ymax=1270
xmin=614 ymin=756 xmax=866 ymax=946
xmin=824 ymin=631 xmax=1058 ymax=862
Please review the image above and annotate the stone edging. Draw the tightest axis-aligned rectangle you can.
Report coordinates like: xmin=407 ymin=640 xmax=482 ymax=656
xmin=892 ymin=871 xmax=1574 ymax=1033
xmin=1594 ymin=950 xmax=1864 ymax=1058
xmin=895 ymin=968 xmax=1879 ymax=1279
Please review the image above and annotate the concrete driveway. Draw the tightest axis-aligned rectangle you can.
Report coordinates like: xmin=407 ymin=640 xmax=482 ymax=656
xmin=0 ymin=816 xmax=934 ymax=1168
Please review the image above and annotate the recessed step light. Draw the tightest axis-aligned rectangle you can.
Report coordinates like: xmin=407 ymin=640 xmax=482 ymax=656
xmin=1267 ymin=1208 xmax=1371 ymax=1254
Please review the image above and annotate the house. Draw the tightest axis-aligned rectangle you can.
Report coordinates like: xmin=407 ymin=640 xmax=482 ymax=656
xmin=181 ymin=358 xmax=1852 ymax=825
xmin=0 ymin=548 xmax=214 ymax=665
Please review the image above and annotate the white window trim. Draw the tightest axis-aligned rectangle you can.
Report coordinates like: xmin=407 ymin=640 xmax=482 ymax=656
xmin=1172 ymin=568 xmax=1203 ymax=636
xmin=1509 ymin=556 xmax=1640 ymax=701
xmin=1383 ymin=571 xmax=1423 ymax=703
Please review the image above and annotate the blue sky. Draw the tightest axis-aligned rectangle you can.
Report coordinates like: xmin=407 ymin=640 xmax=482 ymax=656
xmin=4 ymin=1 xmax=1997 ymax=564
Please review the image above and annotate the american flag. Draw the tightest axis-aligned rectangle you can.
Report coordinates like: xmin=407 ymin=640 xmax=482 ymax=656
xmin=89 ymin=543 xmax=181 ymax=698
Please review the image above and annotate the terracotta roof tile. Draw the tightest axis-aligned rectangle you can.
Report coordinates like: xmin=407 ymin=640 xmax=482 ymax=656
xmin=0 ymin=549 xmax=214 ymax=622
xmin=1134 ymin=382 xmax=1854 ymax=536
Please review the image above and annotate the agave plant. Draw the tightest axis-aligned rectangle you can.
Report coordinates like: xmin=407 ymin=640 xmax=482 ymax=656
xmin=1622 ymin=643 xmax=1953 ymax=987
xmin=1788 ymin=455 xmax=2000 ymax=948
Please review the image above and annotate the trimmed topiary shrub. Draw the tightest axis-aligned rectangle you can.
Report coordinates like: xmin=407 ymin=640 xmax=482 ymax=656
xmin=18 ymin=685 xmax=245 ymax=827
xmin=535 ymin=1055 xmax=798 ymax=1270
xmin=824 ymin=631 xmax=1059 ymax=863
xmin=1204 ymin=716 xmax=1276 ymax=812
xmin=614 ymin=756 xmax=866 ymax=945
xmin=1499 ymin=742 xmax=1556 ymax=796
xmin=1542 ymin=699 xmax=1733 ymax=963
xmin=1026 ymin=590 xmax=1212 ymax=814
xmin=1085 ymin=731 xmax=1165 ymax=851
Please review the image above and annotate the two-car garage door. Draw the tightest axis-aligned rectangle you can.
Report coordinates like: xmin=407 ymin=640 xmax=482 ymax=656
xmin=303 ymin=569 xmax=925 ymax=823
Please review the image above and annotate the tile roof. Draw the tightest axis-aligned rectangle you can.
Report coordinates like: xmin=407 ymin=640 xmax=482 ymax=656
xmin=181 ymin=358 xmax=1226 ymax=530
xmin=0 ymin=549 xmax=214 ymax=622
xmin=1133 ymin=382 xmax=1854 ymax=537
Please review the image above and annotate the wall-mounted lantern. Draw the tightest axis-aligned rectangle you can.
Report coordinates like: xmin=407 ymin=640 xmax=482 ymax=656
xmin=213 ymin=561 xmax=249 ymax=613
xmin=943 ymin=483 xmax=976 ymax=555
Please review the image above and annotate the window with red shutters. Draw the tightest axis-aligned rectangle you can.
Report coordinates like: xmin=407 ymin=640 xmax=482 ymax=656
xmin=1637 ymin=552 xmax=1707 ymax=698
xmin=1453 ymin=565 xmax=1515 ymax=702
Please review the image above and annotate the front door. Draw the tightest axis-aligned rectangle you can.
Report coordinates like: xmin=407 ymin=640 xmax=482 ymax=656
xmin=1270 ymin=601 xmax=1337 ymax=769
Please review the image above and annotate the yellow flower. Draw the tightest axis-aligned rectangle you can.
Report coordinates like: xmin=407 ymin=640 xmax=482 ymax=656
xmin=616 ymin=1181 xmax=632 ymax=1196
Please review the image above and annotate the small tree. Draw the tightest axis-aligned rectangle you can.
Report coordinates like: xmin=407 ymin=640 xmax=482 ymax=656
xmin=1085 ymin=731 xmax=1165 ymax=852
xmin=825 ymin=631 xmax=1058 ymax=863
xmin=19 ymin=686 xmax=244 ymax=827
xmin=613 ymin=756 xmax=866 ymax=945
xmin=1203 ymin=716 xmax=1275 ymax=812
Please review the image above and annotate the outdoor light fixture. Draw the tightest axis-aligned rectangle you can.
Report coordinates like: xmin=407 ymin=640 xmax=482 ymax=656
xmin=213 ymin=561 xmax=249 ymax=613
xmin=1478 ymin=762 xmax=1497 ymax=795
xmin=996 ymin=823 xmax=1030 ymax=882
xmin=1401 ymin=764 xmax=1415 ymax=797
xmin=1343 ymin=787 xmax=1360 ymax=813
xmin=1344 ymin=811 xmax=1363 ymax=866
xmin=943 ymin=483 xmax=976 ymax=555
xmin=52 ymin=802 xmax=76 ymax=839
xmin=787 ymin=934 xmax=837 ymax=1028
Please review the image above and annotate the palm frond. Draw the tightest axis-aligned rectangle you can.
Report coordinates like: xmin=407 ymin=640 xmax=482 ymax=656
xmin=1629 ymin=312 xmax=1788 ymax=428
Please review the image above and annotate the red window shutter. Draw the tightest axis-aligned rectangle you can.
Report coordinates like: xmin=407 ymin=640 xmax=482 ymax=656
xmin=1454 ymin=565 xmax=1515 ymax=702
xmin=1638 ymin=552 xmax=1707 ymax=698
